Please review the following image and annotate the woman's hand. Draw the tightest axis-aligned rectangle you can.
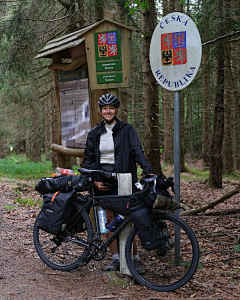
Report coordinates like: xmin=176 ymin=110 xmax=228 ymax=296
xmin=94 ymin=181 xmax=110 ymax=191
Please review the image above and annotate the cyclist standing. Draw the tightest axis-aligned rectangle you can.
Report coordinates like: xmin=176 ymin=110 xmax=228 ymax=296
xmin=83 ymin=94 xmax=154 ymax=273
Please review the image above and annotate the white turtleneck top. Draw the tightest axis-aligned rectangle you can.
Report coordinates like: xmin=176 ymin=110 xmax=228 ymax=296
xmin=99 ymin=121 xmax=116 ymax=165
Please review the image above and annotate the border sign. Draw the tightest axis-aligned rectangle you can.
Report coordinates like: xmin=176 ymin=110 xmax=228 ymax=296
xmin=150 ymin=12 xmax=202 ymax=91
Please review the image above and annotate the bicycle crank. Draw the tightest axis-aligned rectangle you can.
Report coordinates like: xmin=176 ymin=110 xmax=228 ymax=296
xmin=88 ymin=238 xmax=107 ymax=261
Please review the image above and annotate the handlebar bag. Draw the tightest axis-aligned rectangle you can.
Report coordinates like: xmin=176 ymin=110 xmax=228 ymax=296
xmin=141 ymin=185 xmax=178 ymax=211
xmin=36 ymin=190 xmax=75 ymax=235
xmin=131 ymin=207 xmax=164 ymax=251
xmin=153 ymin=189 xmax=180 ymax=211
xmin=140 ymin=184 xmax=157 ymax=208
xmin=35 ymin=175 xmax=90 ymax=195
xmin=98 ymin=195 xmax=142 ymax=216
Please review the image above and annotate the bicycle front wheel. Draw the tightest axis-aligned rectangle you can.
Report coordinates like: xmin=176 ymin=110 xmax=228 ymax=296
xmin=33 ymin=202 xmax=93 ymax=271
xmin=125 ymin=212 xmax=199 ymax=292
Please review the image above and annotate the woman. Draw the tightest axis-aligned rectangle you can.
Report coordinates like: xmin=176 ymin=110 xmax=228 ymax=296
xmin=83 ymin=94 xmax=153 ymax=273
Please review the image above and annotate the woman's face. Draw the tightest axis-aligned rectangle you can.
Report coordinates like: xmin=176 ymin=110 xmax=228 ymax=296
xmin=101 ymin=105 xmax=117 ymax=123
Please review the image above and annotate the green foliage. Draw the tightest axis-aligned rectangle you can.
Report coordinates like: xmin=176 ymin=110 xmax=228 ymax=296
xmin=223 ymin=170 xmax=240 ymax=181
xmin=108 ymin=271 xmax=129 ymax=287
xmin=3 ymin=205 xmax=16 ymax=210
xmin=197 ymin=262 xmax=204 ymax=269
xmin=124 ymin=0 xmax=150 ymax=14
xmin=232 ymin=245 xmax=240 ymax=253
xmin=0 ymin=154 xmax=52 ymax=179
xmin=16 ymin=196 xmax=42 ymax=207
xmin=180 ymin=167 xmax=209 ymax=182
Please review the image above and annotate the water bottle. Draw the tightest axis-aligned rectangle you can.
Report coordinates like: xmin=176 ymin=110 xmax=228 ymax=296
xmin=97 ymin=206 xmax=108 ymax=233
xmin=107 ymin=215 xmax=125 ymax=232
xmin=55 ymin=167 xmax=75 ymax=176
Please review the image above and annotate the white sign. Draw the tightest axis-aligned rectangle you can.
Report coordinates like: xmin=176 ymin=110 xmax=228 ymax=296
xmin=150 ymin=12 xmax=202 ymax=91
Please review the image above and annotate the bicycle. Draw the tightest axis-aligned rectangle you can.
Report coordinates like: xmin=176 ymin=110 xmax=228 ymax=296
xmin=33 ymin=168 xmax=199 ymax=292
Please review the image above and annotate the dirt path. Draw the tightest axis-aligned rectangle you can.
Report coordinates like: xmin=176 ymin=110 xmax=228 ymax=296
xmin=0 ymin=180 xmax=240 ymax=299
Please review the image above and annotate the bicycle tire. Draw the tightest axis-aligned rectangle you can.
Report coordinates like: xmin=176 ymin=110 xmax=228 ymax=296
xmin=33 ymin=201 xmax=93 ymax=271
xmin=125 ymin=212 xmax=199 ymax=292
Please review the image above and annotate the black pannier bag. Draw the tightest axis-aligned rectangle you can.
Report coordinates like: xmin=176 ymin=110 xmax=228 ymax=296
xmin=131 ymin=207 xmax=163 ymax=251
xmin=35 ymin=174 xmax=90 ymax=195
xmin=37 ymin=190 xmax=75 ymax=235
xmin=68 ymin=195 xmax=92 ymax=233
xmin=98 ymin=195 xmax=142 ymax=216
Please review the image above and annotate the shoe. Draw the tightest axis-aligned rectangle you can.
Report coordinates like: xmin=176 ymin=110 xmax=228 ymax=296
xmin=103 ymin=259 xmax=119 ymax=271
xmin=156 ymin=220 xmax=174 ymax=248
xmin=134 ymin=259 xmax=145 ymax=274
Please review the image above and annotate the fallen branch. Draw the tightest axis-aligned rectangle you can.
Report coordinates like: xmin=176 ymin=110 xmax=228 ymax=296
xmin=51 ymin=143 xmax=84 ymax=158
xmin=180 ymin=203 xmax=192 ymax=211
xmin=181 ymin=189 xmax=239 ymax=215
xmin=201 ymin=208 xmax=240 ymax=216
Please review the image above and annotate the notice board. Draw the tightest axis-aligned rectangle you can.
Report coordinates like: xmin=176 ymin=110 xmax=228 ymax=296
xmin=58 ymin=68 xmax=91 ymax=148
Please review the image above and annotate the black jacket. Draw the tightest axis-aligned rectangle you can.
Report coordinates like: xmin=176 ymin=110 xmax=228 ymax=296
xmin=83 ymin=118 xmax=153 ymax=184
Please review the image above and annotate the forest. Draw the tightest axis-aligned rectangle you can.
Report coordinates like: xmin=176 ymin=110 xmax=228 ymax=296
xmin=0 ymin=2 xmax=240 ymax=299
xmin=0 ymin=0 xmax=240 ymax=188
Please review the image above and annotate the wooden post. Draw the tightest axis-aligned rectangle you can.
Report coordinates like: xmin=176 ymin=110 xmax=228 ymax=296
xmin=118 ymin=173 xmax=132 ymax=275
xmin=52 ymin=53 xmax=67 ymax=168
xmin=90 ymin=90 xmax=107 ymax=127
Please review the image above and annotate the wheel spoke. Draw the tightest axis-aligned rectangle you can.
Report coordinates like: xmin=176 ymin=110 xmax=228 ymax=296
xmin=125 ymin=212 xmax=199 ymax=292
xmin=33 ymin=202 xmax=93 ymax=271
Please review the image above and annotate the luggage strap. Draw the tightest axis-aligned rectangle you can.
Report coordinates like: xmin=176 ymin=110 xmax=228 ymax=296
xmin=50 ymin=191 xmax=61 ymax=204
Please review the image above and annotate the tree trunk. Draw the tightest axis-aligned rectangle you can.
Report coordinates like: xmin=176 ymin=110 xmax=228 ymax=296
xmin=162 ymin=0 xmax=174 ymax=165
xmin=232 ymin=69 xmax=240 ymax=170
xmin=222 ymin=43 xmax=233 ymax=174
xmin=95 ymin=0 xmax=104 ymax=21
xmin=141 ymin=0 xmax=162 ymax=174
xmin=230 ymin=0 xmax=240 ymax=170
xmin=202 ymin=48 xmax=211 ymax=169
xmin=209 ymin=41 xmax=224 ymax=188
xmin=163 ymin=90 xmax=174 ymax=164
xmin=209 ymin=0 xmax=226 ymax=188
xmin=185 ymin=91 xmax=193 ymax=156
xmin=180 ymin=91 xmax=186 ymax=171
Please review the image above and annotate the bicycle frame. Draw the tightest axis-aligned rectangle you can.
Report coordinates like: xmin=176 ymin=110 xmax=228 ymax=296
xmin=65 ymin=175 xmax=133 ymax=255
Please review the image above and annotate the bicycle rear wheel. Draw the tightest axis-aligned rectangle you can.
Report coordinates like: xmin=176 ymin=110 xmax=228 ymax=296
xmin=33 ymin=201 xmax=93 ymax=271
xmin=125 ymin=211 xmax=199 ymax=292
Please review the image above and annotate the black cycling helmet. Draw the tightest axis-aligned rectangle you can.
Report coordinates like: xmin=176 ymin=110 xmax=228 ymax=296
xmin=98 ymin=94 xmax=120 ymax=108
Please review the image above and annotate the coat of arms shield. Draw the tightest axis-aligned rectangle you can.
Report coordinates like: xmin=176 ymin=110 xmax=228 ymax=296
xmin=161 ymin=31 xmax=187 ymax=66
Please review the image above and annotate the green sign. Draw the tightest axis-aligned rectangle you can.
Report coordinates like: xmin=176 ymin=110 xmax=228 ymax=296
xmin=97 ymin=73 xmax=123 ymax=84
xmin=95 ymin=30 xmax=121 ymax=61
xmin=58 ymin=68 xmax=88 ymax=82
xmin=96 ymin=61 xmax=122 ymax=72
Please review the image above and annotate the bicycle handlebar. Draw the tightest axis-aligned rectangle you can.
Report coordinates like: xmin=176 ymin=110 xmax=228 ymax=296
xmin=133 ymin=182 xmax=149 ymax=195
xmin=78 ymin=168 xmax=173 ymax=195
xmin=78 ymin=168 xmax=117 ymax=179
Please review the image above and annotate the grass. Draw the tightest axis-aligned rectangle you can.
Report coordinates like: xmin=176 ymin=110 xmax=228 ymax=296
xmin=180 ymin=166 xmax=209 ymax=182
xmin=0 ymin=153 xmax=53 ymax=180
xmin=16 ymin=196 xmax=42 ymax=208
xmin=3 ymin=205 xmax=16 ymax=210
xmin=108 ymin=271 xmax=129 ymax=287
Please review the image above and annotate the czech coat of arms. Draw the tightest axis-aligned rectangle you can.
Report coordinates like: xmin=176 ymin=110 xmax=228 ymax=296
xmin=98 ymin=32 xmax=118 ymax=58
xmin=161 ymin=31 xmax=187 ymax=66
